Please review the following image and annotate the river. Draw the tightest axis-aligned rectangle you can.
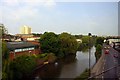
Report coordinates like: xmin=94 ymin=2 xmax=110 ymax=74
xmin=31 ymin=46 xmax=96 ymax=80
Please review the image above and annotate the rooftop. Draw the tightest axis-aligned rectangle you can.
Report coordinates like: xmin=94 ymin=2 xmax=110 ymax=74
xmin=7 ymin=41 xmax=39 ymax=50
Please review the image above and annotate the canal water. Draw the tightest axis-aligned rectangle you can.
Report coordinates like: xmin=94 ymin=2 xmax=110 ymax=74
xmin=31 ymin=46 xmax=96 ymax=79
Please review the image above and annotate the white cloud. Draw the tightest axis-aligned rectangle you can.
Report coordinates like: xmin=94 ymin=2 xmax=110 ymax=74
xmin=2 ymin=0 xmax=20 ymax=6
xmin=1 ymin=0 xmax=57 ymax=22
xmin=44 ymin=0 xmax=56 ymax=8
xmin=2 ymin=0 xmax=56 ymax=7
xmin=9 ymin=6 xmax=38 ymax=21
xmin=1 ymin=5 xmax=39 ymax=24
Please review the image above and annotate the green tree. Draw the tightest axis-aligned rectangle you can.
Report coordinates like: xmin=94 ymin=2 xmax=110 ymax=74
xmin=39 ymin=32 xmax=59 ymax=55
xmin=82 ymin=36 xmax=89 ymax=44
xmin=40 ymin=32 xmax=79 ymax=58
xmin=58 ymin=32 xmax=79 ymax=57
xmin=2 ymin=41 xmax=9 ymax=80
xmin=95 ymin=44 xmax=102 ymax=61
xmin=9 ymin=55 xmax=37 ymax=80
xmin=2 ymin=41 xmax=9 ymax=59
xmin=95 ymin=37 xmax=104 ymax=46
xmin=0 ymin=24 xmax=8 ymax=35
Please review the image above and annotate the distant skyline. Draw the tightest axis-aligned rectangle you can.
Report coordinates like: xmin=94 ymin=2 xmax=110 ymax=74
xmin=0 ymin=0 xmax=119 ymax=36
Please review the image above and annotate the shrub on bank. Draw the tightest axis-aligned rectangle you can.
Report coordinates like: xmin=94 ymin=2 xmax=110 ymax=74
xmin=7 ymin=53 xmax=57 ymax=80
xmin=74 ymin=69 xmax=89 ymax=80
xmin=36 ymin=53 xmax=57 ymax=65
xmin=95 ymin=44 xmax=102 ymax=62
xmin=75 ymin=69 xmax=95 ymax=80
xmin=9 ymin=55 xmax=37 ymax=80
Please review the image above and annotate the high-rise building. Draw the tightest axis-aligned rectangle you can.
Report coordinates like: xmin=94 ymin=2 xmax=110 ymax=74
xmin=20 ymin=25 xmax=31 ymax=34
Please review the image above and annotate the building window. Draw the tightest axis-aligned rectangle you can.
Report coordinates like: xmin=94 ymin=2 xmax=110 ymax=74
xmin=14 ymin=47 xmax=34 ymax=52
xmin=15 ymin=49 xmax=22 ymax=52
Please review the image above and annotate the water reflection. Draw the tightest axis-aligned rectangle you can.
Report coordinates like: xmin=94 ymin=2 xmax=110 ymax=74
xmin=31 ymin=46 xmax=96 ymax=79
xmin=31 ymin=61 xmax=63 ymax=80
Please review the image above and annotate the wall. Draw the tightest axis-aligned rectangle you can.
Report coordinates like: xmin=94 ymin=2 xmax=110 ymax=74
xmin=9 ymin=49 xmax=41 ymax=60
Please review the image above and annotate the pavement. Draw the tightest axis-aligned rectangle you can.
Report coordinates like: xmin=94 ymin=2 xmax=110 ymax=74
xmin=90 ymin=44 xmax=120 ymax=80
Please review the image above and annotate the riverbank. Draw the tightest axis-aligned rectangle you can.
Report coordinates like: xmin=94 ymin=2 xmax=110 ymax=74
xmin=74 ymin=44 xmax=103 ymax=80
xmin=7 ymin=46 xmax=96 ymax=80
xmin=74 ymin=69 xmax=89 ymax=80
xmin=30 ymin=47 xmax=96 ymax=79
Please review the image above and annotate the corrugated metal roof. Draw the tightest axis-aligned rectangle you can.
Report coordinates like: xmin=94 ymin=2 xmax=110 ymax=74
xmin=7 ymin=41 xmax=38 ymax=50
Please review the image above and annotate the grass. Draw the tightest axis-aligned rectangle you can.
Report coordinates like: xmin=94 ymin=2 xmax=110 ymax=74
xmin=74 ymin=69 xmax=89 ymax=80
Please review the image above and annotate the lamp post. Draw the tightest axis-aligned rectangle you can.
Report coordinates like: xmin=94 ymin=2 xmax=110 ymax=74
xmin=88 ymin=33 xmax=92 ymax=78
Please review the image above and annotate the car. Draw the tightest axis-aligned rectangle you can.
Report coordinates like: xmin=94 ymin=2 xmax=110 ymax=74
xmin=104 ymin=46 xmax=110 ymax=49
xmin=107 ymin=46 xmax=110 ymax=49
xmin=105 ymin=50 xmax=109 ymax=54
xmin=104 ymin=47 xmax=107 ymax=49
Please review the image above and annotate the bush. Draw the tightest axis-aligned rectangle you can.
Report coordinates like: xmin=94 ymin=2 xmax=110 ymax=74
xmin=95 ymin=44 xmax=102 ymax=61
xmin=9 ymin=55 xmax=37 ymax=80
xmin=75 ymin=69 xmax=89 ymax=80
xmin=46 ymin=53 xmax=57 ymax=63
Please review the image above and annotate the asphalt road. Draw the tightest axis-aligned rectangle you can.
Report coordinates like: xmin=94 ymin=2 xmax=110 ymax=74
xmin=91 ymin=44 xmax=120 ymax=79
xmin=103 ymin=45 xmax=118 ymax=79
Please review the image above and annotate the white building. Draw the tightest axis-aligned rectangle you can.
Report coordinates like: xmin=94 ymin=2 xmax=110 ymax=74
xmin=26 ymin=37 xmax=40 ymax=41
xmin=108 ymin=39 xmax=120 ymax=44
xmin=76 ymin=39 xmax=82 ymax=43
xmin=20 ymin=25 xmax=31 ymax=34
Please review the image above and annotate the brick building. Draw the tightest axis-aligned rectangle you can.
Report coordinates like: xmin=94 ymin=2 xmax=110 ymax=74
xmin=7 ymin=41 xmax=41 ymax=60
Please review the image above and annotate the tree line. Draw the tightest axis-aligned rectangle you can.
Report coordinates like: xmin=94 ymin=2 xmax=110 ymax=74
xmin=39 ymin=32 xmax=79 ymax=58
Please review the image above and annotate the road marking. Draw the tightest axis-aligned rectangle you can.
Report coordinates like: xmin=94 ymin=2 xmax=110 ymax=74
xmin=103 ymin=66 xmax=104 ymax=70
xmin=102 ymin=76 xmax=104 ymax=80
xmin=102 ymin=76 xmax=103 ymax=79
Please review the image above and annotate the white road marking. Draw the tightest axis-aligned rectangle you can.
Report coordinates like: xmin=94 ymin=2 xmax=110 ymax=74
xmin=102 ymin=76 xmax=104 ymax=80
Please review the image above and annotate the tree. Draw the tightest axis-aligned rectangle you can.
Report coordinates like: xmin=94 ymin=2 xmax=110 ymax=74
xmin=95 ymin=37 xmax=104 ymax=46
xmin=82 ymin=36 xmax=89 ymax=44
xmin=2 ymin=41 xmax=9 ymax=80
xmin=58 ymin=32 xmax=79 ymax=56
xmin=39 ymin=32 xmax=59 ymax=55
xmin=0 ymin=24 xmax=8 ymax=35
xmin=2 ymin=41 xmax=9 ymax=59
xmin=9 ymin=55 xmax=37 ymax=80
xmin=95 ymin=44 xmax=102 ymax=61
xmin=40 ymin=32 xmax=79 ymax=58
xmin=74 ymin=35 xmax=82 ymax=39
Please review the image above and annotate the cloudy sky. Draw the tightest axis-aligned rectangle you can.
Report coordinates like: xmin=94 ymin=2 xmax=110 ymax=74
xmin=0 ymin=0 xmax=119 ymax=36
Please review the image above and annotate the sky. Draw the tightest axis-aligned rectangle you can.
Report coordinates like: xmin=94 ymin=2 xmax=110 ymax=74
xmin=0 ymin=0 xmax=119 ymax=36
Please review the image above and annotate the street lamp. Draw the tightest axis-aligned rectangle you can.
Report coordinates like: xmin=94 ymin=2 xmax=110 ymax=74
xmin=88 ymin=33 xmax=92 ymax=78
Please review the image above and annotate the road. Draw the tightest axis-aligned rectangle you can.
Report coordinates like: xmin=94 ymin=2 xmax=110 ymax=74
xmin=103 ymin=44 xmax=118 ymax=79
xmin=91 ymin=44 xmax=120 ymax=80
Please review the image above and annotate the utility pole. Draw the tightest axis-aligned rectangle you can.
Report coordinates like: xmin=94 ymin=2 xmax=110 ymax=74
xmin=88 ymin=33 xmax=92 ymax=79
